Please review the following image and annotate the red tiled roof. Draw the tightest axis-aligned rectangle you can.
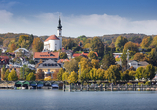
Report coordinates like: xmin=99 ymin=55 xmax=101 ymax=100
xmin=82 ymin=52 xmax=98 ymax=57
xmin=44 ymin=35 xmax=60 ymax=42
xmin=72 ymin=52 xmax=98 ymax=58
xmin=57 ymin=59 xmax=69 ymax=63
xmin=72 ymin=53 xmax=82 ymax=57
xmin=34 ymin=52 xmax=59 ymax=59
xmin=0 ymin=56 xmax=9 ymax=65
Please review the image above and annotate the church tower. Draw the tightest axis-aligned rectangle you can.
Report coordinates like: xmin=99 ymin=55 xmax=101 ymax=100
xmin=57 ymin=17 xmax=62 ymax=50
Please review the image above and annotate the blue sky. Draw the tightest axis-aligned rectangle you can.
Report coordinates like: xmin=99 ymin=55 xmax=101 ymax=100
xmin=0 ymin=0 xmax=157 ymax=37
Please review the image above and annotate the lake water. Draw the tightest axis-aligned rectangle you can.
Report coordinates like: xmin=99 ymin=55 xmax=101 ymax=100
xmin=0 ymin=90 xmax=157 ymax=110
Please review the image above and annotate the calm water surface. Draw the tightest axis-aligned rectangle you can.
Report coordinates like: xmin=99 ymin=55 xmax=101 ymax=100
xmin=0 ymin=90 xmax=157 ymax=110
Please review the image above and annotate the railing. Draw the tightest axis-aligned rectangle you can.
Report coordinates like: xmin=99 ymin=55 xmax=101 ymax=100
xmin=63 ymin=84 xmax=157 ymax=92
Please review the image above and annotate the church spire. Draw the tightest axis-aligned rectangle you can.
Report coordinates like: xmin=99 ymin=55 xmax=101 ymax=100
xmin=57 ymin=17 xmax=62 ymax=30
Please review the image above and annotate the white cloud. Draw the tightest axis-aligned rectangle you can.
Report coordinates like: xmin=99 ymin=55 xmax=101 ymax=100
xmin=0 ymin=10 xmax=157 ymax=37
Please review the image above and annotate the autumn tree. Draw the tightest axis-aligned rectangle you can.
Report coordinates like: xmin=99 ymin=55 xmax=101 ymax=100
xmin=10 ymin=43 xmax=16 ymax=52
xmin=59 ymin=52 xmax=68 ymax=59
xmin=44 ymin=76 xmax=52 ymax=81
xmin=90 ymin=68 xmax=97 ymax=82
xmin=4 ymin=69 xmax=10 ymax=81
xmin=68 ymin=71 xmax=78 ymax=84
xmin=90 ymin=37 xmax=104 ymax=58
xmin=32 ymin=37 xmax=43 ymax=53
xmin=140 ymin=36 xmax=152 ymax=48
xmin=1 ymin=65 xmax=6 ymax=81
xmin=74 ymin=56 xmax=83 ymax=62
xmin=26 ymin=72 xmax=36 ymax=81
xmin=57 ymin=68 xmax=65 ymax=81
xmin=8 ymin=69 xmax=18 ymax=81
xmin=78 ymin=57 xmax=92 ymax=72
xmin=96 ymin=68 xmax=105 ymax=81
xmin=18 ymin=35 xmax=30 ymax=49
xmin=115 ymin=36 xmax=128 ymax=52
xmin=87 ymin=51 xmax=98 ymax=60
xmin=36 ymin=69 xmax=45 ymax=80
xmin=62 ymin=72 xmax=69 ymax=82
xmin=91 ymin=59 xmax=99 ymax=69
xmin=134 ymin=53 xmax=145 ymax=61
xmin=124 ymin=41 xmax=138 ymax=52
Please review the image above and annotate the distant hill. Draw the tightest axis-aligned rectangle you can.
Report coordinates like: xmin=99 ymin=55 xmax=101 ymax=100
xmin=0 ymin=33 xmax=156 ymax=46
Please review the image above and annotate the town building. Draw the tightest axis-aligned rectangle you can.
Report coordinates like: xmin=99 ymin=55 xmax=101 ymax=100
xmin=0 ymin=56 xmax=9 ymax=68
xmin=33 ymin=51 xmax=59 ymax=64
xmin=43 ymin=18 xmax=62 ymax=51
xmin=14 ymin=48 xmax=30 ymax=57
xmin=36 ymin=59 xmax=61 ymax=78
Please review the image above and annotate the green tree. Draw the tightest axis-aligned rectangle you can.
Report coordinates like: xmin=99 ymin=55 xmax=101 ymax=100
xmin=26 ymin=72 xmax=36 ymax=81
xmin=121 ymin=50 xmax=127 ymax=71
xmin=101 ymin=53 xmax=115 ymax=70
xmin=4 ymin=69 xmax=10 ymax=81
xmin=105 ymin=65 xmax=121 ymax=83
xmin=87 ymin=51 xmax=98 ymax=60
xmin=78 ymin=35 xmax=87 ymax=43
xmin=121 ymin=70 xmax=130 ymax=81
xmin=144 ymin=64 xmax=155 ymax=80
xmin=59 ymin=52 xmax=68 ymax=59
xmin=64 ymin=59 xmax=78 ymax=73
xmin=68 ymin=71 xmax=78 ymax=84
xmin=135 ymin=67 xmax=145 ymax=80
xmin=91 ymin=37 xmax=104 ymax=58
xmin=115 ymin=36 xmax=128 ymax=52
xmin=148 ymin=48 xmax=157 ymax=66
xmin=57 ymin=68 xmax=65 ymax=81
xmin=79 ymin=68 xmax=90 ymax=83
xmin=8 ymin=69 xmax=18 ymax=81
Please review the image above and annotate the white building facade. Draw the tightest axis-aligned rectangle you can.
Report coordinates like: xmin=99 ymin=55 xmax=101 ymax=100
xmin=43 ymin=18 xmax=62 ymax=51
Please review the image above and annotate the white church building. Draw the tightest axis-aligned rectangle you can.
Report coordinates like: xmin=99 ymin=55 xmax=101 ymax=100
xmin=43 ymin=18 xmax=62 ymax=51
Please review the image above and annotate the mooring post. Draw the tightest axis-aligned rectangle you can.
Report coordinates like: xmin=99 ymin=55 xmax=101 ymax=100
xmin=118 ymin=84 xmax=120 ymax=91
xmin=125 ymin=84 xmax=128 ymax=91
xmin=135 ymin=84 xmax=136 ymax=91
xmin=80 ymin=83 xmax=83 ymax=91
xmin=87 ymin=84 xmax=89 ymax=91
xmin=69 ymin=84 xmax=71 ymax=92
xmin=63 ymin=83 xmax=65 ymax=92
xmin=100 ymin=84 xmax=103 ymax=91
xmin=141 ymin=84 xmax=143 ymax=91
xmin=111 ymin=83 xmax=113 ymax=91
xmin=104 ymin=84 xmax=106 ymax=91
